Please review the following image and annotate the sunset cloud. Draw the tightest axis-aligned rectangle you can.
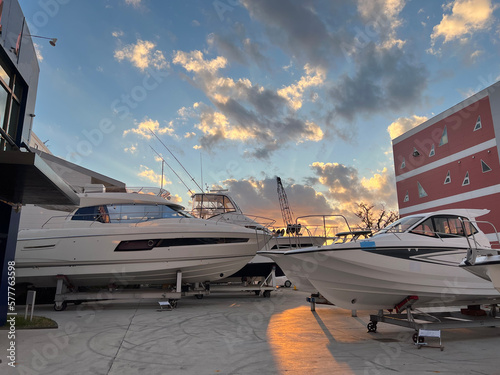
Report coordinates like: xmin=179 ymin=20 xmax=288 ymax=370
xmin=431 ymin=0 xmax=497 ymax=46
xmin=173 ymin=50 xmax=325 ymax=158
xmin=278 ymin=64 xmax=326 ymax=110
xmin=137 ymin=165 xmax=170 ymax=186
xmin=123 ymin=118 xmax=175 ymax=139
xmin=387 ymin=115 xmax=428 ymax=140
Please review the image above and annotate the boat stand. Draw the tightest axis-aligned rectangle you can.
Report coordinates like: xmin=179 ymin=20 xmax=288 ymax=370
xmin=307 ymin=293 xmax=334 ymax=311
xmin=52 ymin=268 xmax=278 ymax=311
xmin=200 ymin=267 xmax=277 ymax=298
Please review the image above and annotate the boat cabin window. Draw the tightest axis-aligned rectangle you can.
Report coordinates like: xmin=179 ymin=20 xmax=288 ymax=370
xmin=410 ymin=215 xmax=478 ymax=238
xmin=72 ymin=204 xmax=190 ymax=223
xmin=72 ymin=205 xmax=110 ymax=223
xmin=432 ymin=215 xmax=478 ymax=238
xmin=380 ymin=216 xmax=424 ymax=233
xmin=410 ymin=218 xmax=436 ymax=237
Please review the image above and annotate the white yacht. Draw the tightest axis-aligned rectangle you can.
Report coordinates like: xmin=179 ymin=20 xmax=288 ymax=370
xmin=16 ymin=187 xmax=270 ymax=288
xmin=260 ymin=209 xmax=500 ymax=310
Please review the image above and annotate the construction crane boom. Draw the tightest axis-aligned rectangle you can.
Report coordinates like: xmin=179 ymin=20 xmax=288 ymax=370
xmin=276 ymin=176 xmax=295 ymax=229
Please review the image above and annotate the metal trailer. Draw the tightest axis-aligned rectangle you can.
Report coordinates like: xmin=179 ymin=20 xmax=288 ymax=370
xmin=52 ymin=268 xmax=278 ymax=311
xmin=367 ymin=297 xmax=500 ymax=345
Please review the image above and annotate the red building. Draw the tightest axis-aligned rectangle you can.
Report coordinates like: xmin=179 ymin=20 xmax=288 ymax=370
xmin=392 ymin=81 xmax=500 ymax=242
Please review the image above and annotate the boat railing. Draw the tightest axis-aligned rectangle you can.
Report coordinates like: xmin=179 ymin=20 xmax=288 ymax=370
xmin=210 ymin=212 xmax=276 ymax=231
xmin=126 ymin=186 xmax=172 ymax=199
xmin=461 ymin=219 xmax=500 ymax=265
xmin=41 ymin=214 xmax=73 ymax=229
xmin=294 ymin=214 xmax=352 ymax=240
xmin=41 ymin=209 xmax=193 ymax=228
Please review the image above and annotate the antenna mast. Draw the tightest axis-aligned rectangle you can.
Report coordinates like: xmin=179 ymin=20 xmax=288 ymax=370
xmin=149 ymin=129 xmax=203 ymax=192
xmin=149 ymin=145 xmax=195 ymax=195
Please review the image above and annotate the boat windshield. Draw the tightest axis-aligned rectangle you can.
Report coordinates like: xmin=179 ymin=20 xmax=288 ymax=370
xmin=376 ymin=216 xmax=424 ymax=234
xmin=191 ymin=194 xmax=240 ymax=219
xmin=71 ymin=204 xmax=192 ymax=223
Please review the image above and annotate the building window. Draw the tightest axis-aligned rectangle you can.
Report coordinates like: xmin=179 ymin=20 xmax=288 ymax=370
xmin=400 ymin=158 xmax=405 ymax=169
xmin=412 ymin=147 xmax=420 ymax=157
xmin=0 ymin=55 xmax=26 ymax=151
xmin=417 ymin=181 xmax=428 ymax=198
xmin=444 ymin=171 xmax=451 ymax=184
xmin=474 ymin=116 xmax=482 ymax=131
xmin=429 ymin=144 xmax=435 ymax=157
xmin=462 ymin=171 xmax=470 ymax=186
xmin=481 ymin=160 xmax=492 ymax=173
xmin=403 ymin=191 xmax=409 ymax=202
xmin=439 ymin=126 xmax=448 ymax=146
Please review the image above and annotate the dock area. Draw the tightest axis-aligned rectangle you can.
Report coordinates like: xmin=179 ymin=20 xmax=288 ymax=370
xmin=3 ymin=289 xmax=500 ymax=375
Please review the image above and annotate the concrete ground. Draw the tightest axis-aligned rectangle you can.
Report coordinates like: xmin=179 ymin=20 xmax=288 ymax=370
xmin=2 ymin=288 xmax=500 ymax=375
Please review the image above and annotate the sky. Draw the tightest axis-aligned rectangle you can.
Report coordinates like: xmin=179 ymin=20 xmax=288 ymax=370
xmin=18 ymin=0 xmax=500 ymax=229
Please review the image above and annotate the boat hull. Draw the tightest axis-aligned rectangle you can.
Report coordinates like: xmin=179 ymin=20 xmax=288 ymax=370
xmin=281 ymin=245 xmax=500 ymax=310
xmin=16 ymin=220 xmax=269 ymax=287
xmin=257 ymin=249 xmax=319 ymax=293
xmin=461 ymin=255 xmax=500 ymax=293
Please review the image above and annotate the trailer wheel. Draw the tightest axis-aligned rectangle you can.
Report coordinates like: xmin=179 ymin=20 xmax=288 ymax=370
xmin=367 ymin=322 xmax=377 ymax=333
xmin=284 ymin=280 xmax=292 ymax=288
xmin=254 ymin=290 xmax=260 ymax=296
xmin=195 ymin=294 xmax=203 ymax=300
xmin=54 ymin=301 xmax=67 ymax=311
xmin=263 ymin=290 xmax=271 ymax=298
xmin=169 ymin=299 xmax=178 ymax=308
xmin=412 ymin=332 xmax=418 ymax=343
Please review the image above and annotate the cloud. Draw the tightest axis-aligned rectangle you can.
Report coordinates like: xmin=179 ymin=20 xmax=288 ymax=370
xmin=123 ymin=118 xmax=175 ymax=139
xmin=114 ymin=39 xmax=168 ymax=71
xmin=309 ymin=162 xmax=396 ymax=211
xmin=125 ymin=0 xmax=141 ymax=7
xmin=356 ymin=0 xmax=406 ymax=49
xmin=173 ymin=50 xmax=325 ymax=158
xmin=241 ymin=0 xmax=354 ymax=69
xmin=33 ymin=42 xmax=43 ymax=62
xmin=124 ymin=143 xmax=138 ymax=154
xmin=137 ymin=165 xmax=170 ymax=186
xmin=431 ymin=0 xmax=496 ymax=45
xmin=329 ymin=44 xmax=428 ymax=121
xmin=387 ymin=115 xmax=428 ymax=140
xmin=219 ymin=177 xmax=333 ymax=228
xmin=172 ymin=50 xmax=227 ymax=74
xmin=217 ymin=170 xmax=396 ymax=232
xmin=278 ymin=64 xmax=326 ymax=110
xmin=207 ymin=26 xmax=271 ymax=70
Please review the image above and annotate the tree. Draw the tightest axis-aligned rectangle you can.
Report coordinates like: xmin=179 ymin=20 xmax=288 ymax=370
xmin=355 ymin=202 xmax=399 ymax=231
